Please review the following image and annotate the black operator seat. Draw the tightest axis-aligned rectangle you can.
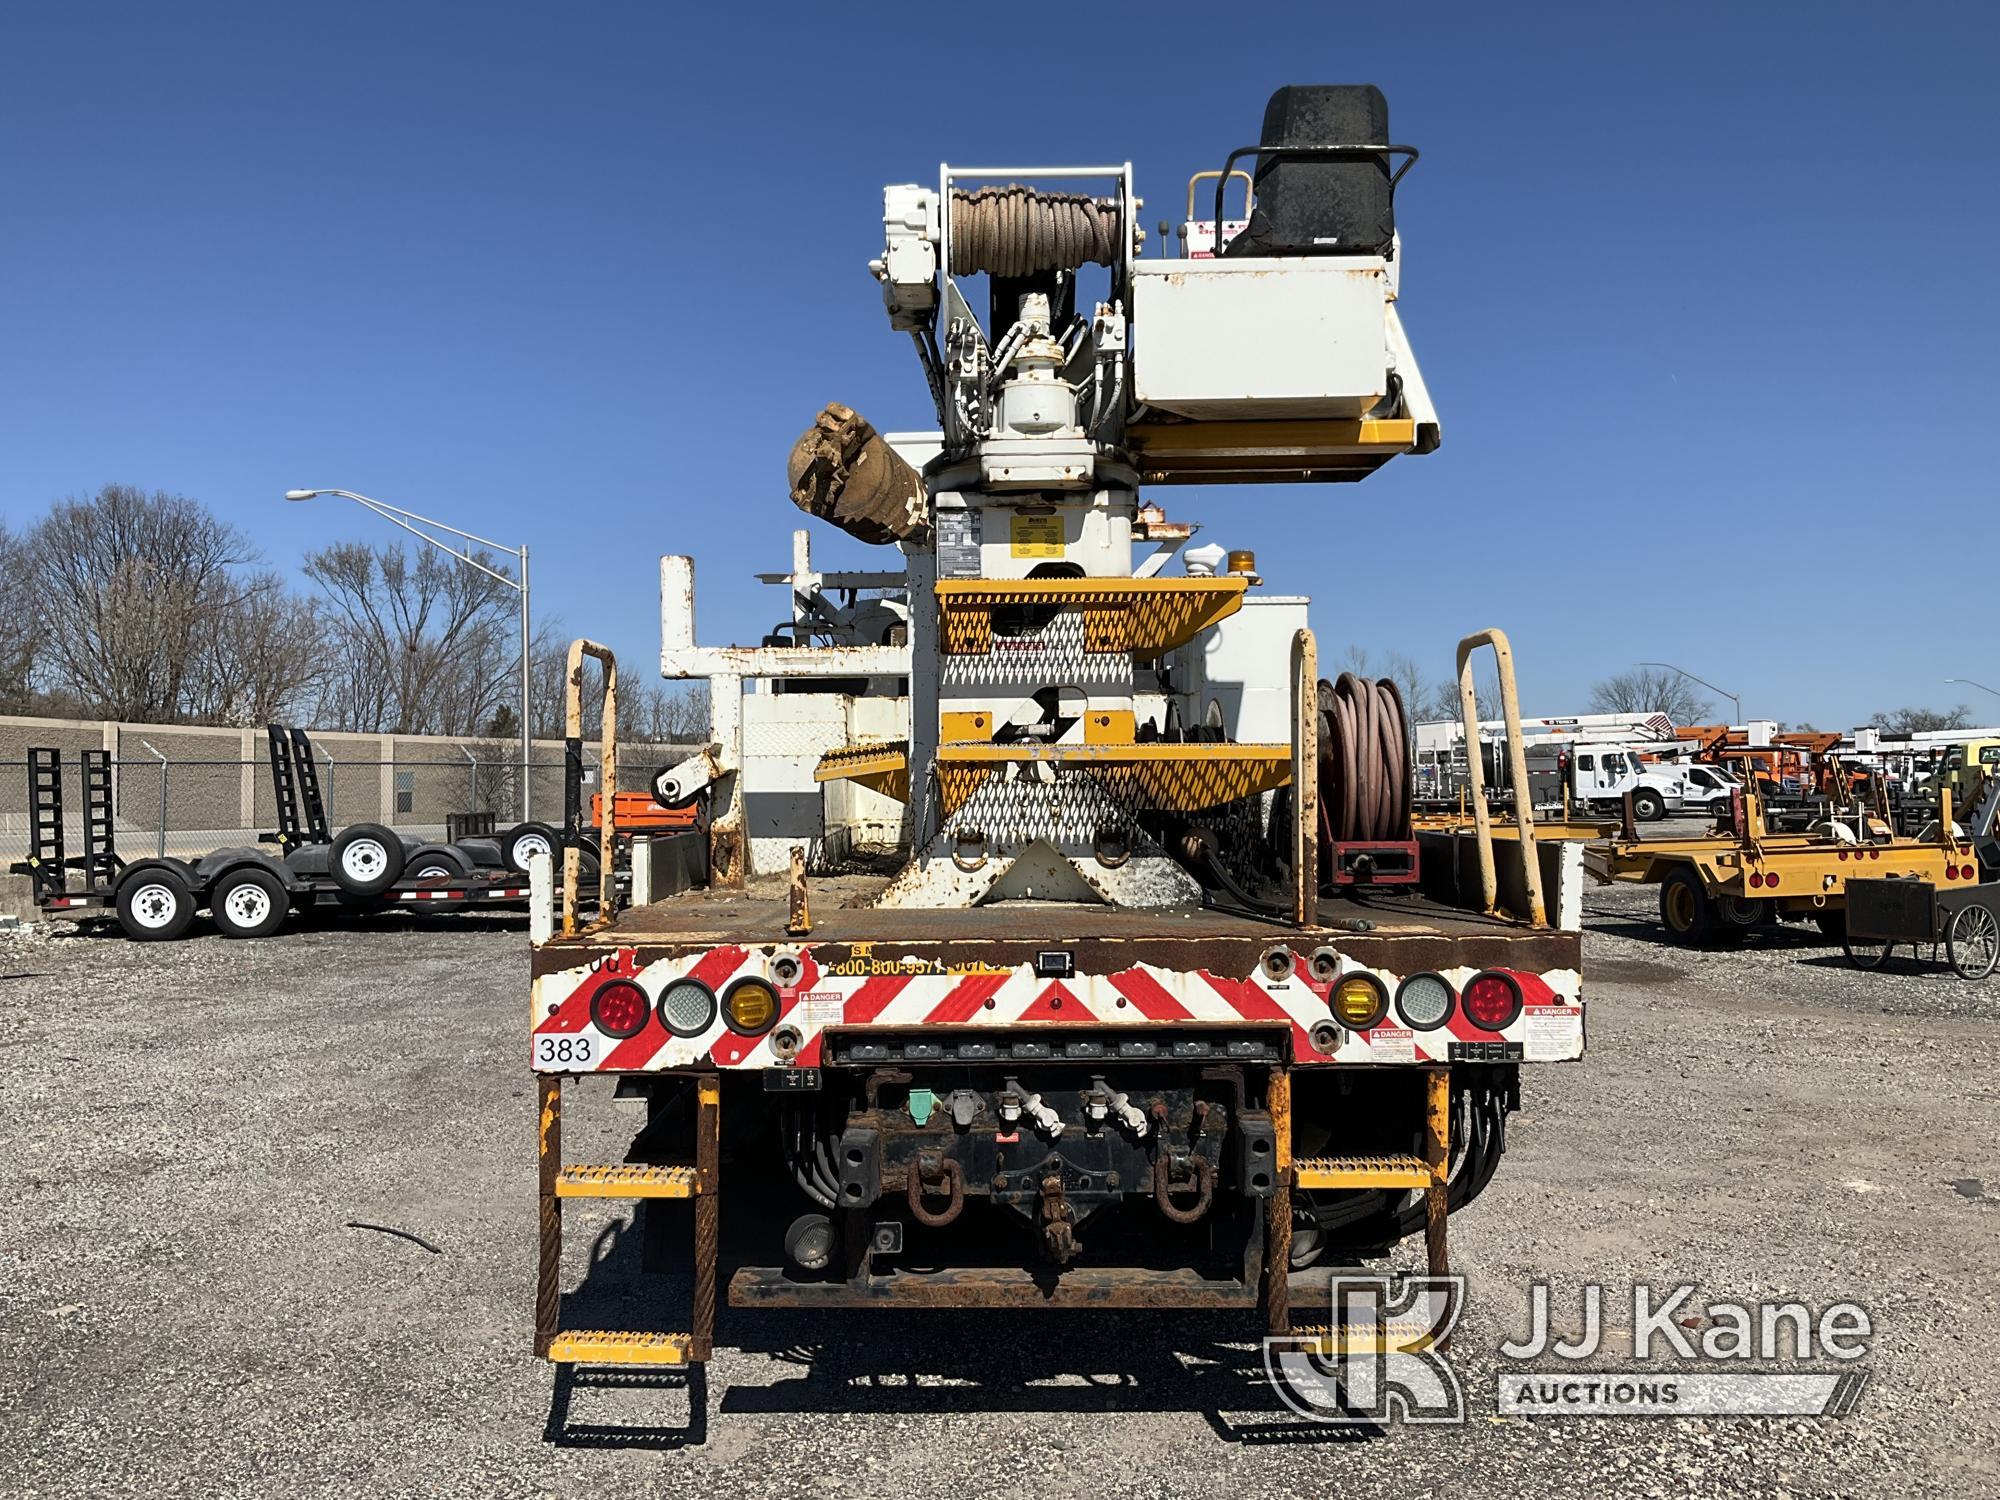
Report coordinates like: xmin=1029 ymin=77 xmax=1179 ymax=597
xmin=1223 ymin=84 xmax=1396 ymax=258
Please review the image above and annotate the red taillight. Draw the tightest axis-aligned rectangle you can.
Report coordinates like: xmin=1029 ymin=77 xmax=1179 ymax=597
xmin=1870 ymin=849 xmax=1881 ymax=860
xmin=1765 ymin=872 xmax=1780 ymax=889
xmin=1837 ymin=850 xmax=1848 ymax=861
xmin=1463 ymin=971 xmax=1523 ymax=1031
xmin=590 ymin=979 xmax=651 ymax=1038
xmin=1749 ymin=872 xmax=1765 ymax=888
xmin=1947 ymin=865 xmax=1960 ymax=881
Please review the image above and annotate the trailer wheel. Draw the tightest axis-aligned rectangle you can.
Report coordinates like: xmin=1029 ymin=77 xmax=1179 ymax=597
xmin=330 ymin=823 xmax=406 ymax=897
xmin=116 ymin=870 xmax=195 ymax=942
xmin=1716 ymin=892 xmax=1768 ymax=928
xmin=1947 ymin=903 xmax=2000 ymax=981
xmin=210 ymin=867 xmax=290 ymax=940
xmin=1631 ymin=789 xmax=1666 ymax=821
xmin=1658 ymin=867 xmax=1713 ymax=941
xmin=407 ymin=845 xmax=472 ymax=882
xmin=500 ymin=822 xmax=559 ymax=874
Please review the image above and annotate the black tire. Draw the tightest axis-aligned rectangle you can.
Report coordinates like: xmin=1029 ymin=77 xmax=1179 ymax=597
xmin=1632 ymin=789 xmax=1666 ymax=821
xmin=115 ymin=868 xmax=196 ymax=942
xmin=209 ymin=866 xmax=290 ymax=939
xmin=330 ymin=823 xmax=405 ymax=897
xmin=1658 ymin=866 xmax=1713 ymax=943
xmin=1715 ymin=892 xmax=1769 ymax=928
xmin=499 ymin=822 xmax=560 ymax=874
xmin=406 ymin=844 xmax=472 ymax=882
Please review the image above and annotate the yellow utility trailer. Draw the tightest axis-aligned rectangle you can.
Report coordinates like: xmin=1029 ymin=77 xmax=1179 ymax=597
xmin=1584 ymin=788 xmax=1974 ymax=942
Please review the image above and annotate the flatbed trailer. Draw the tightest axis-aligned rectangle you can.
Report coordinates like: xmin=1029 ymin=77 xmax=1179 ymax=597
xmin=13 ymin=735 xmax=538 ymax=940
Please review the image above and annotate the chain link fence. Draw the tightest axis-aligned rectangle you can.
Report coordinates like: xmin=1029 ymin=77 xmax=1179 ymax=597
xmin=0 ymin=747 xmax=698 ymax=865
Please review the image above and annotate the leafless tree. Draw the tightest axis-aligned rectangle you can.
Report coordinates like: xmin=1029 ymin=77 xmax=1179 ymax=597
xmin=0 ymin=524 xmax=39 ymax=713
xmin=22 ymin=485 xmax=280 ymax=721
xmin=1588 ymin=667 xmax=1713 ymax=725
xmin=305 ymin=541 xmax=518 ymax=735
xmin=192 ymin=583 xmax=326 ymax=726
xmin=1869 ymin=704 xmax=1973 ymax=736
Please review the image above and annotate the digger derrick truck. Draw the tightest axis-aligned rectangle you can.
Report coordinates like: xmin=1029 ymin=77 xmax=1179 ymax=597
xmin=527 ymin=87 xmax=1586 ymax=1376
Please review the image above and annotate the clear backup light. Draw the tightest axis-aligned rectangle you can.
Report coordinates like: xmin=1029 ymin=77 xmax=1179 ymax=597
xmin=658 ymin=978 xmax=718 ymax=1037
xmin=590 ymin=979 xmax=651 ymax=1039
xmin=1394 ymin=972 xmax=1456 ymax=1031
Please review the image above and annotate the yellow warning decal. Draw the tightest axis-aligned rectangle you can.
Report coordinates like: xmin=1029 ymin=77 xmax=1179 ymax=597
xmin=1010 ymin=514 xmax=1063 ymax=558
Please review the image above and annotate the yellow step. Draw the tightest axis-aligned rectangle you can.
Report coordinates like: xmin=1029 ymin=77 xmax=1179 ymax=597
xmin=545 ymin=1330 xmax=693 ymax=1366
xmin=554 ymin=1164 xmax=697 ymax=1199
xmin=1294 ymin=1154 xmax=1439 ymax=1190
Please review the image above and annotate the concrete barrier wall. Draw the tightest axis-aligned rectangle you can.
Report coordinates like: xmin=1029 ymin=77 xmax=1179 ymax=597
xmin=0 ymin=714 xmax=701 ymax=862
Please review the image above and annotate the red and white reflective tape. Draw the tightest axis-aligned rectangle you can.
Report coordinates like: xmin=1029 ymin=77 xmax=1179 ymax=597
xmin=529 ymin=944 xmax=1584 ymax=1073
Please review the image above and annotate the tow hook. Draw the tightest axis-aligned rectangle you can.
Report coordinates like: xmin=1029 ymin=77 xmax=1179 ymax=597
xmin=1154 ymin=1153 xmax=1215 ymax=1224
xmin=906 ymin=1151 xmax=966 ymax=1228
xmin=1038 ymin=1174 xmax=1080 ymax=1263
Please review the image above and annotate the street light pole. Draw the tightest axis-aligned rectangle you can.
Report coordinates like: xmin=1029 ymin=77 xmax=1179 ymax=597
xmin=285 ymin=488 xmax=533 ymax=821
xmin=1636 ymin=661 xmax=1742 ymax=726
xmin=1945 ymin=678 xmax=2000 ymax=701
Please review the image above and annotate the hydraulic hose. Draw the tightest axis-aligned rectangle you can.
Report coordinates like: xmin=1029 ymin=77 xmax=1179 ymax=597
xmin=1318 ymin=673 xmax=1412 ymax=844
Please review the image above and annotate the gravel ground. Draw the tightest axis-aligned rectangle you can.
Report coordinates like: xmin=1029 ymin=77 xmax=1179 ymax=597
xmin=3 ymin=880 xmax=1995 ymax=1499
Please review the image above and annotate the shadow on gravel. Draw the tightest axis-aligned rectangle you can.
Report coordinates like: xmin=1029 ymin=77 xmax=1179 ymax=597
xmin=1796 ymin=950 xmax=1941 ymax=976
xmin=1582 ymin=909 xmax=1838 ymax=956
xmin=58 ymin=910 xmax=530 ymax=943
xmin=545 ymin=1365 xmax=709 ymax=1450
xmin=542 ymin=1219 xmax=1383 ymax=1448
xmin=718 ymin=1308 xmax=1383 ymax=1446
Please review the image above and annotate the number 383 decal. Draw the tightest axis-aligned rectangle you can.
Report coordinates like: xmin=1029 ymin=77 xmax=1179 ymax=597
xmin=534 ymin=1034 xmax=594 ymax=1065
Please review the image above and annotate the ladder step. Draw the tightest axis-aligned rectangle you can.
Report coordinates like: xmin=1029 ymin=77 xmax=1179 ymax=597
xmin=545 ymin=1330 xmax=693 ymax=1366
xmin=1294 ymin=1154 xmax=1439 ymax=1190
xmin=554 ymin=1164 xmax=697 ymax=1199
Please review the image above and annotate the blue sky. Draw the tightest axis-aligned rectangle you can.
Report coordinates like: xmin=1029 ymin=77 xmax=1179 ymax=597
xmin=3 ymin=3 xmax=1994 ymax=729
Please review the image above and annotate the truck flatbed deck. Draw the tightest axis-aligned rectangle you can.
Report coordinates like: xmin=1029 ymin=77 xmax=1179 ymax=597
xmin=536 ymin=876 xmax=1580 ymax=976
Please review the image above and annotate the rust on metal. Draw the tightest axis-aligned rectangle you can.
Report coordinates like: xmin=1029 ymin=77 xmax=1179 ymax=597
xmin=787 ymin=402 xmax=926 ymax=545
xmin=1455 ymin=627 xmax=1547 ymax=927
xmin=531 ymin=906 xmax=1583 ymax=990
xmin=1152 ymin=1153 xmax=1214 ymax=1225
xmin=1264 ymin=1066 xmax=1292 ymax=1334
xmin=1039 ymin=1174 xmax=1081 ymax=1263
xmin=1292 ymin=628 xmax=1319 ymax=925
xmin=786 ymin=845 xmax=812 ymax=936
xmin=906 ymin=1154 xmax=966 ymax=1228
xmin=534 ymin=1075 xmax=562 ymax=1358
xmin=708 ymin=824 xmax=744 ymax=892
xmin=728 ymin=1264 xmax=1257 ymax=1310
xmin=561 ymin=638 xmax=618 ymax=935
xmin=693 ymin=1074 xmax=721 ymax=1361
xmin=1423 ymin=1065 xmax=1450 ymax=1347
